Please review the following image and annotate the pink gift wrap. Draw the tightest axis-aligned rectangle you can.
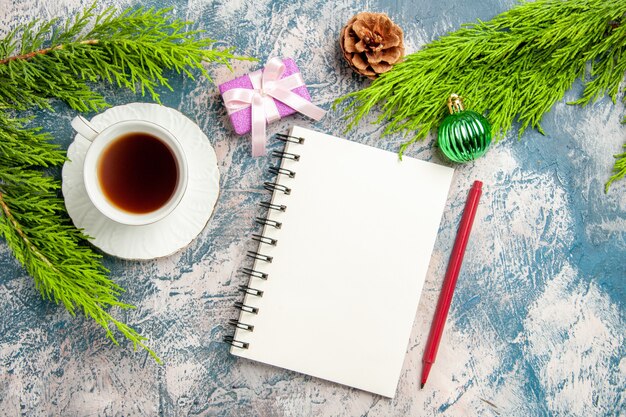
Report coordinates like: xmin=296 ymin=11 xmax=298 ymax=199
xmin=218 ymin=58 xmax=312 ymax=135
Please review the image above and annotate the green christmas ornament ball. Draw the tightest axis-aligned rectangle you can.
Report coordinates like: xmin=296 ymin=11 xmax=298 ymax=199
xmin=437 ymin=94 xmax=492 ymax=163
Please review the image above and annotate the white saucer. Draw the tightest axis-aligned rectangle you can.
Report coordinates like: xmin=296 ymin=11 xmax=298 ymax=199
xmin=62 ymin=103 xmax=220 ymax=260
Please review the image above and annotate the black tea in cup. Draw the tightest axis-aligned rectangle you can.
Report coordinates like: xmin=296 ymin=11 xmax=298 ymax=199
xmin=98 ymin=133 xmax=178 ymax=214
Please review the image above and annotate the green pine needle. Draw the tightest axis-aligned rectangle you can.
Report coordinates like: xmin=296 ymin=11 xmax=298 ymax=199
xmin=334 ymin=0 xmax=626 ymax=190
xmin=605 ymin=144 xmax=626 ymax=193
xmin=0 ymin=5 xmax=251 ymax=361
xmin=0 ymin=4 xmax=253 ymax=112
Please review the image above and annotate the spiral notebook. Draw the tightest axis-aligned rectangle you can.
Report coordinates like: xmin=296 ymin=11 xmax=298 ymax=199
xmin=225 ymin=126 xmax=454 ymax=397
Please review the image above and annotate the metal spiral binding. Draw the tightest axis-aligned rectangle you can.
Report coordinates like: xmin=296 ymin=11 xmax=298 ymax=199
xmin=239 ymin=285 xmax=264 ymax=297
xmin=224 ymin=335 xmax=249 ymax=349
xmin=256 ymin=216 xmax=282 ymax=229
xmin=264 ymin=182 xmax=291 ymax=195
xmin=234 ymin=301 xmax=258 ymax=314
xmin=247 ymin=251 xmax=272 ymax=263
xmin=225 ymin=132 xmax=304 ymax=349
xmin=252 ymin=234 xmax=277 ymax=246
xmin=241 ymin=267 xmax=268 ymax=279
xmin=228 ymin=318 xmax=254 ymax=331
xmin=272 ymin=150 xmax=300 ymax=161
xmin=276 ymin=133 xmax=305 ymax=144
xmin=259 ymin=201 xmax=286 ymax=212
xmin=268 ymin=166 xmax=296 ymax=178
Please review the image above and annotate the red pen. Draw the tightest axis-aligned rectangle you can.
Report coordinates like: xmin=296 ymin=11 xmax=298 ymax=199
xmin=421 ymin=180 xmax=483 ymax=388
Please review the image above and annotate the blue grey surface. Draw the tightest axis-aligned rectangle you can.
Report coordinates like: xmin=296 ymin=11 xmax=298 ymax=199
xmin=0 ymin=0 xmax=625 ymax=416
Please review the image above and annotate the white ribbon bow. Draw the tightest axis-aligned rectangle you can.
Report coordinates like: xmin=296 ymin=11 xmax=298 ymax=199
xmin=222 ymin=58 xmax=326 ymax=156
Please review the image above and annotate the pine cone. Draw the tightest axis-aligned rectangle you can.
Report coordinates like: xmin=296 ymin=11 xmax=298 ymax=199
xmin=340 ymin=12 xmax=404 ymax=79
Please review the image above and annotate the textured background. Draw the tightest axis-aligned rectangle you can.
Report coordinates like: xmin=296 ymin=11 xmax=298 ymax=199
xmin=1 ymin=0 xmax=625 ymax=416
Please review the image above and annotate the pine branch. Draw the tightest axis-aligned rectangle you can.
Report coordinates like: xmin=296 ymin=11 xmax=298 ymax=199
xmin=0 ymin=188 xmax=159 ymax=360
xmin=335 ymin=0 xmax=626 ymax=183
xmin=0 ymin=39 xmax=99 ymax=65
xmin=0 ymin=4 xmax=253 ymax=112
xmin=0 ymin=5 xmax=250 ymax=361
xmin=0 ymin=113 xmax=65 ymax=168
xmin=605 ymin=144 xmax=626 ymax=193
xmin=0 ymin=112 xmax=161 ymax=360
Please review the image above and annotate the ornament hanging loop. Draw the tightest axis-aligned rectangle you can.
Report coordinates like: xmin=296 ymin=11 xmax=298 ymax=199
xmin=447 ymin=93 xmax=465 ymax=114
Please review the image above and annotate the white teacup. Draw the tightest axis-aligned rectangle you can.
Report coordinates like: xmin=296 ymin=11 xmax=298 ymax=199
xmin=71 ymin=116 xmax=188 ymax=226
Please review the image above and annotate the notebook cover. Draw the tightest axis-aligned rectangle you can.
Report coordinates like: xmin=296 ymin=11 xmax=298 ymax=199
xmin=230 ymin=126 xmax=454 ymax=397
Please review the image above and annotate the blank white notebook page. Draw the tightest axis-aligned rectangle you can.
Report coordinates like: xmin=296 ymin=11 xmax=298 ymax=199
xmin=231 ymin=126 xmax=454 ymax=397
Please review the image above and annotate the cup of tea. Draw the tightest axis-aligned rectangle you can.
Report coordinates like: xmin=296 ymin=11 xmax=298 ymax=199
xmin=71 ymin=115 xmax=188 ymax=226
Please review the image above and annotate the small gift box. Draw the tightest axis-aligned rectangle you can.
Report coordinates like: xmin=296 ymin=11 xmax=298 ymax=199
xmin=219 ymin=57 xmax=325 ymax=156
